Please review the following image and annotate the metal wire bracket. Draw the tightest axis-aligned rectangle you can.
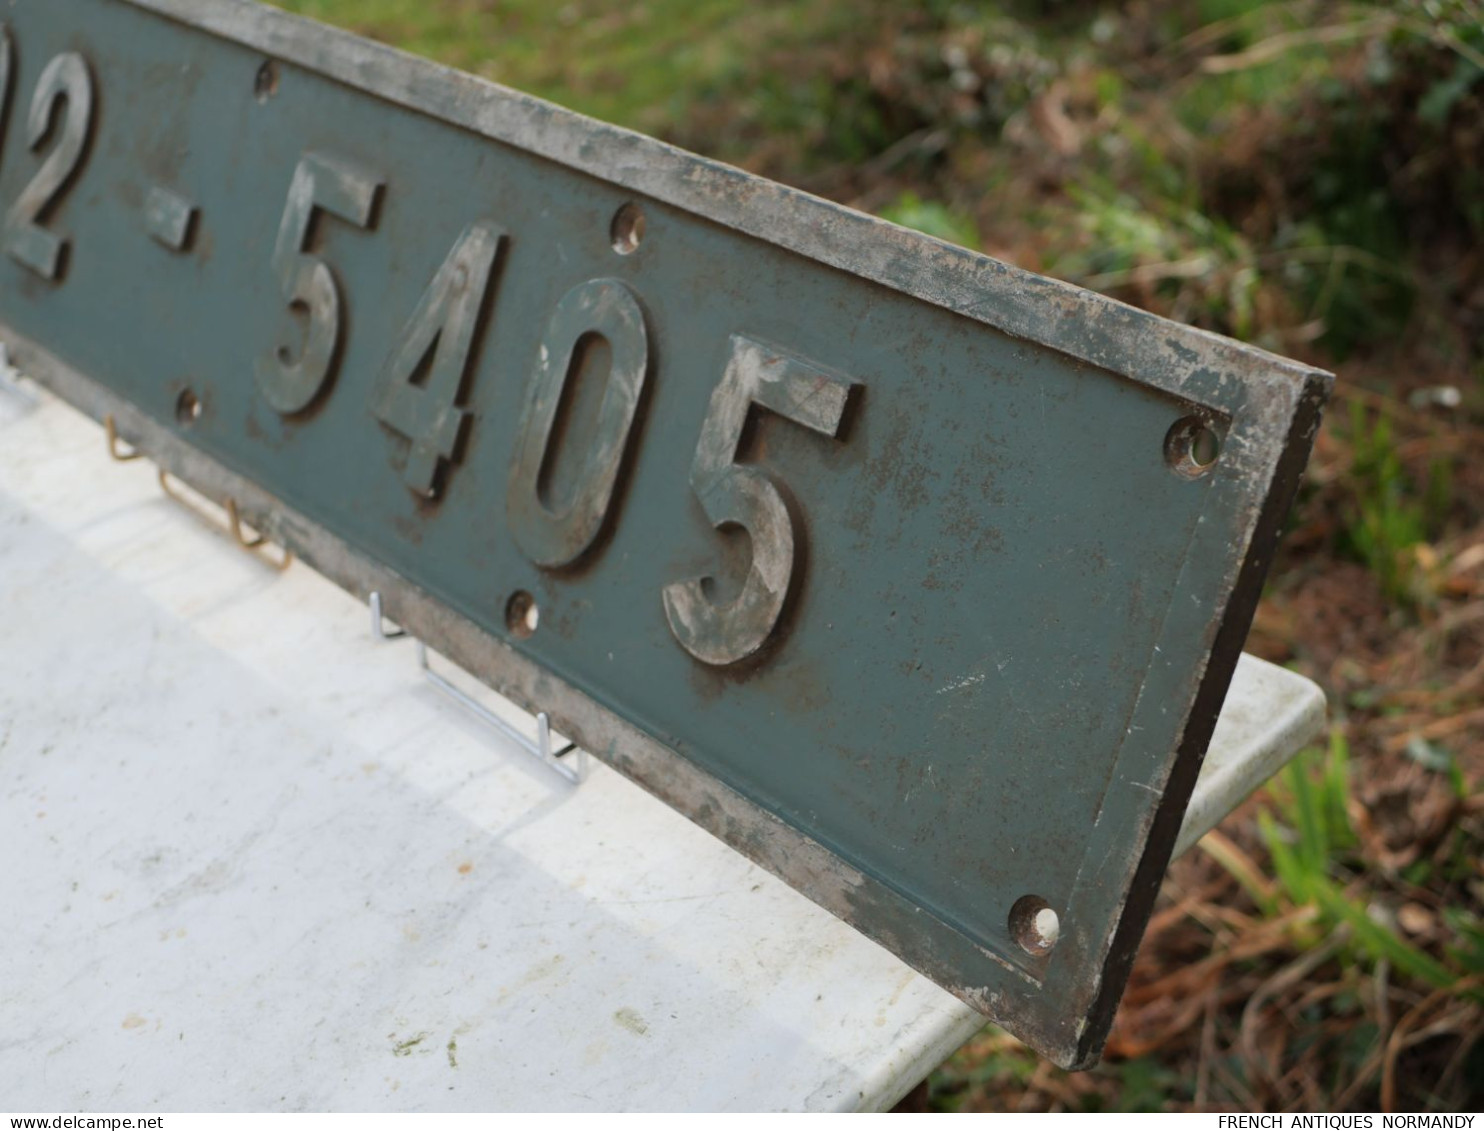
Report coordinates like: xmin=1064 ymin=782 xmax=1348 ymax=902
xmin=0 ymin=342 xmax=22 ymax=388
xmin=0 ymin=344 xmax=38 ymax=412
xmin=369 ymin=590 xmax=406 ymax=640
xmin=104 ymin=415 xmax=143 ymax=462
xmin=157 ymin=469 xmax=294 ymax=571
xmin=368 ymin=590 xmax=589 ymax=785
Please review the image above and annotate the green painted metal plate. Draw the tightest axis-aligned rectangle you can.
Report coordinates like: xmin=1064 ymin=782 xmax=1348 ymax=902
xmin=0 ymin=0 xmax=1330 ymax=1068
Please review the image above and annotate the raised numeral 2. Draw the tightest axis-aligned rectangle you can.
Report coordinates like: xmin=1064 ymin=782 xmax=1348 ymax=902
xmin=5 ymin=51 xmax=95 ymax=281
xmin=664 ymin=335 xmax=856 ymax=666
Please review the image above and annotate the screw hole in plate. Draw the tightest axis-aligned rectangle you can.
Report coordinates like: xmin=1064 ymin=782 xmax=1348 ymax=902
xmin=254 ymin=60 xmax=279 ymax=103
xmin=1009 ymin=894 xmax=1060 ymax=957
xmin=1164 ymin=415 xmax=1222 ymax=478
xmin=506 ymin=590 xmax=539 ymax=638
xmin=175 ymin=388 xmax=202 ymax=426
xmin=610 ymin=202 xmax=644 ymax=255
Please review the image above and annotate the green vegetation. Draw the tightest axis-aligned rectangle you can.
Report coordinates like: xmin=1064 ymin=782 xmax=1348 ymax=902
xmin=280 ymin=0 xmax=1483 ymax=1112
xmin=1257 ymin=732 xmax=1466 ymax=990
xmin=273 ymin=0 xmax=856 ymax=136
xmin=877 ymin=192 xmax=981 ymax=251
xmin=1339 ymin=403 xmax=1456 ymax=609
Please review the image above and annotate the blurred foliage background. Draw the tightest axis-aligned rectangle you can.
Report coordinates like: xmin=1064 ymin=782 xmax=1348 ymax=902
xmin=276 ymin=0 xmax=1484 ymax=1112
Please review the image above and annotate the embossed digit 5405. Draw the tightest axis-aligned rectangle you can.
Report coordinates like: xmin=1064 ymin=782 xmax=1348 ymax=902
xmin=0 ymin=29 xmax=863 ymax=673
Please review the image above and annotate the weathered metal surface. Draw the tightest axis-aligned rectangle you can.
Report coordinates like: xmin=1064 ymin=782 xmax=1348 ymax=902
xmin=0 ymin=0 xmax=1330 ymax=1068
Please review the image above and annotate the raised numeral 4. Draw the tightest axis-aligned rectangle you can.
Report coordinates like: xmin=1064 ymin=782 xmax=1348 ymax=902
xmin=371 ymin=221 xmax=507 ymax=497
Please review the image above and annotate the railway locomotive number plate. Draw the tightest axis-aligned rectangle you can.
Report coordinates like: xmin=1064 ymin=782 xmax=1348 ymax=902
xmin=0 ymin=0 xmax=1329 ymax=1067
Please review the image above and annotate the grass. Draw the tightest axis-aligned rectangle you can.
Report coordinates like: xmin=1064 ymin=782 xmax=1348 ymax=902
xmin=271 ymin=0 xmax=856 ymax=137
xmin=1338 ymin=402 xmax=1456 ymax=609
xmin=280 ymin=0 xmax=1484 ymax=1112
xmin=1257 ymin=733 xmax=1464 ymax=992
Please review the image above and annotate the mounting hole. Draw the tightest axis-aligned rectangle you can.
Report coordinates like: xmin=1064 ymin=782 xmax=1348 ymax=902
xmin=1164 ymin=415 xmax=1221 ymax=479
xmin=505 ymin=590 xmax=539 ymax=638
xmin=610 ymin=202 xmax=645 ymax=255
xmin=1009 ymin=895 xmax=1060 ymax=957
xmin=254 ymin=60 xmax=280 ymax=103
xmin=175 ymin=388 xmax=202 ymax=426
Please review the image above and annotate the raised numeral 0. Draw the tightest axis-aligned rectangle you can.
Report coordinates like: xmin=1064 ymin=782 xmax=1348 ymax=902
xmin=507 ymin=278 xmax=650 ymax=568
xmin=5 ymin=50 xmax=95 ymax=281
xmin=664 ymin=336 xmax=856 ymax=666
xmin=371 ymin=221 xmax=507 ymax=496
xmin=256 ymin=152 xmax=382 ymax=415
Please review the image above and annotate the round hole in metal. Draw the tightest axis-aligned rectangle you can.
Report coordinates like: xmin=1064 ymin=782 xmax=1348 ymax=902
xmin=505 ymin=590 xmax=540 ymax=638
xmin=610 ymin=202 xmax=645 ymax=255
xmin=1009 ymin=894 xmax=1060 ymax=956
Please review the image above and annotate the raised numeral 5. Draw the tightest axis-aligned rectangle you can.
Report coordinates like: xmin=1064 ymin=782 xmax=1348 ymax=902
xmin=664 ymin=335 xmax=856 ymax=666
xmin=256 ymin=152 xmax=382 ymax=415
xmin=5 ymin=51 xmax=95 ymax=281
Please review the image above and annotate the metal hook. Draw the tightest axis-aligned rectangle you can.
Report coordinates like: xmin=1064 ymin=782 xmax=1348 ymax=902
xmin=366 ymin=592 xmax=585 ymax=785
xmin=0 ymin=342 xmax=22 ymax=387
xmin=224 ymin=498 xmax=267 ymax=549
xmin=369 ymin=591 xmax=407 ymax=641
xmin=104 ymin=414 xmax=143 ymax=462
xmin=157 ymin=469 xmax=294 ymax=571
xmin=416 ymin=641 xmax=589 ymax=785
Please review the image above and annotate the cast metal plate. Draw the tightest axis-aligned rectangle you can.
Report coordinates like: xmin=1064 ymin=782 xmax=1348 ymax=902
xmin=0 ymin=0 xmax=1330 ymax=1068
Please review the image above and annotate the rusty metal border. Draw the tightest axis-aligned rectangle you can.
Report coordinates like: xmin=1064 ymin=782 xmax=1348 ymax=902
xmin=10 ymin=0 xmax=1333 ymax=1068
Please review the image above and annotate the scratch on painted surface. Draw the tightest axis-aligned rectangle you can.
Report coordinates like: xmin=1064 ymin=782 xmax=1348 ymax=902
xmin=936 ymin=671 xmax=986 ymax=695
